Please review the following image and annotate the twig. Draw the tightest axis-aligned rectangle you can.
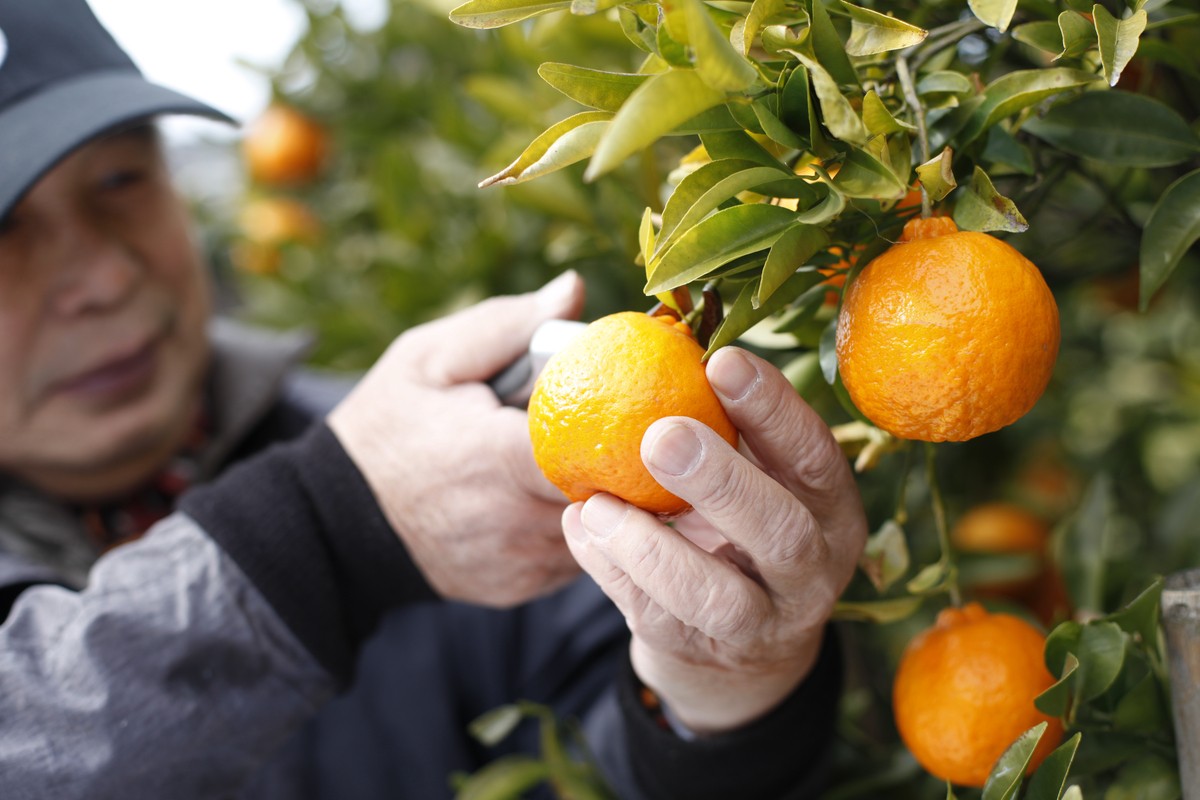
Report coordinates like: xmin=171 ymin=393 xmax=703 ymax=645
xmin=895 ymin=56 xmax=931 ymax=219
xmin=924 ymin=442 xmax=962 ymax=607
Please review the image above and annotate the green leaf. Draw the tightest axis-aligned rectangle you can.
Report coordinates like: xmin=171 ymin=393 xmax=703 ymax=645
xmin=1035 ymin=652 xmax=1079 ymax=717
xmin=859 ymin=519 xmax=911 ymax=592
xmin=1112 ymin=671 xmax=1169 ymax=733
xmin=740 ymin=0 xmax=788 ymax=55
xmin=916 ymin=147 xmax=956 ymax=204
xmin=568 ymin=0 xmax=624 ymax=13
xmin=959 ymin=68 xmax=1100 ymax=145
xmin=833 ymin=596 xmax=924 ymax=623
xmin=449 ymin=0 xmax=572 ymax=28
xmin=656 ymin=159 xmax=799 ymax=252
xmin=1057 ymin=10 xmax=1097 ymax=60
xmin=682 ymin=0 xmax=760 ymax=92
xmin=639 ymin=206 xmax=656 ymax=271
xmin=793 ymin=183 xmax=847 ymax=224
xmin=969 ymin=0 xmax=1018 ymax=33
xmin=468 ymin=704 xmax=524 ymax=745
xmin=758 ymin=224 xmax=829 ymax=306
xmin=1093 ymin=5 xmax=1147 ymax=87
xmin=646 ymin=204 xmax=798 ymax=293
xmin=479 ymin=112 xmax=612 ymax=187
xmin=839 ymin=1 xmax=927 ymax=56
xmin=453 ymin=755 xmax=550 ymax=800
xmin=1105 ymin=755 xmax=1182 ymax=800
xmin=538 ymin=63 xmax=645 ymax=112
xmin=1106 ymin=577 xmax=1165 ymax=644
xmin=1139 ymin=168 xmax=1200 ymax=310
xmin=916 ymin=71 xmax=974 ymax=96
xmin=863 ymin=90 xmax=917 ymax=135
xmin=1076 ymin=621 xmax=1127 ymax=700
xmin=1045 ymin=621 xmax=1083 ymax=676
xmin=617 ymin=6 xmax=659 ymax=52
xmin=790 ymin=52 xmax=869 ymax=146
xmin=700 ymin=129 xmax=786 ymax=167
xmin=982 ymin=125 xmax=1034 ymax=175
xmin=586 ymin=70 xmax=727 ymax=180
xmin=953 ymin=166 xmax=1028 ymax=233
xmin=982 ymin=722 xmax=1047 ymax=800
xmin=780 ymin=65 xmax=813 ymax=134
xmin=752 ymin=97 xmax=809 ymax=149
xmin=808 ymin=0 xmax=859 ymax=88
xmin=706 ymin=269 xmax=826 ymax=354
xmin=1012 ymin=21 xmax=1067 ymax=55
xmin=1024 ymin=91 xmax=1200 ymax=167
xmin=832 ymin=147 xmax=907 ymax=200
xmin=1024 ymin=733 xmax=1081 ymax=800
xmin=1060 ymin=474 xmax=1114 ymax=614
xmin=906 ymin=561 xmax=952 ymax=594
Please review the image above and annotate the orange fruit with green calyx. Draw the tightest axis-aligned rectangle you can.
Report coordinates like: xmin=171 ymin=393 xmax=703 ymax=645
xmin=892 ymin=602 xmax=1064 ymax=787
xmin=528 ymin=311 xmax=737 ymax=517
xmin=835 ymin=217 xmax=1059 ymax=442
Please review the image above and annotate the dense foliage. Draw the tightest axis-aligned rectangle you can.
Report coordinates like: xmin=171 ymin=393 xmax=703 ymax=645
xmin=201 ymin=0 xmax=1200 ymax=795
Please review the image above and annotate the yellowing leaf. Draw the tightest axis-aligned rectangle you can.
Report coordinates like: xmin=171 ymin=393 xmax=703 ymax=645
xmin=586 ymin=70 xmax=727 ymax=180
xmin=839 ymin=1 xmax=928 ymax=56
xmin=478 ymin=112 xmax=612 ymax=187
xmin=1093 ymin=5 xmax=1147 ymax=86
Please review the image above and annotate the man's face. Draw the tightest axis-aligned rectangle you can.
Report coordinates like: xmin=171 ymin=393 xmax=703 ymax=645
xmin=0 ymin=126 xmax=212 ymax=502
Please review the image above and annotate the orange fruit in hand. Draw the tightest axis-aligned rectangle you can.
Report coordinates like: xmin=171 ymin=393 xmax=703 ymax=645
xmin=528 ymin=311 xmax=738 ymax=516
xmin=835 ymin=217 xmax=1059 ymax=442
xmin=893 ymin=602 xmax=1064 ymax=787
xmin=243 ymin=104 xmax=329 ymax=186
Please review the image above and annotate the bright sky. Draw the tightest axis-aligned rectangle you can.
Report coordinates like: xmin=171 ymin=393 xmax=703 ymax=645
xmin=89 ymin=0 xmax=387 ymax=143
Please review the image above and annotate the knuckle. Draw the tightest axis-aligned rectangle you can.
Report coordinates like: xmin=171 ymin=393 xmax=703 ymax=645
xmin=702 ymin=463 xmax=760 ymax=519
xmin=763 ymin=514 xmax=824 ymax=568
xmin=791 ymin=428 xmax=848 ymax=494
xmin=697 ymin=585 xmax=758 ymax=640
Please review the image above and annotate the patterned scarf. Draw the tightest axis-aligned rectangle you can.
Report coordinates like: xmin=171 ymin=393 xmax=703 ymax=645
xmin=74 ymin=407 xmax=212 ymax=553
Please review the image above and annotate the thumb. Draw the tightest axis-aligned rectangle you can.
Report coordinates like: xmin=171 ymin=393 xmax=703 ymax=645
xmin=409 ymin=270 xmax=585 ymax=387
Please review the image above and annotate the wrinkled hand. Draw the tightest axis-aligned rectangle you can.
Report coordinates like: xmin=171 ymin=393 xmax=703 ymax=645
xmin=562 ymin=347 xmax=868 ymax=734
xmin=328 ymin=272 xmax=585 ymax=607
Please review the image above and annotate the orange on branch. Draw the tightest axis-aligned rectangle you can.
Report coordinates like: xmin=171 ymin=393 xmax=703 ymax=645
xmin=243 ymin=103 xmax=330 ymax=187
xmin=892 ymin=603 xmax=1064 ymax=787
xmin=231 ymin=196 xmax=321 ymax=275
xmin=528 ymin=311 xmax=738 ymax=517
xmin=835 ymin=217 xmax=1060 ymax=442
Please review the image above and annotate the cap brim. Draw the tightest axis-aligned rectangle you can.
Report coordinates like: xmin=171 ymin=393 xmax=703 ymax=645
xmin=0 ymin=71 xmax=236 ymax=219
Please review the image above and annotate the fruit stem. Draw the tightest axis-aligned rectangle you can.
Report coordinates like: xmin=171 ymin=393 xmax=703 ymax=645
xmin=924 ymin=442 xmax=962 ymax=607
xmin=896 ymin=56 xmax=932 ymax=220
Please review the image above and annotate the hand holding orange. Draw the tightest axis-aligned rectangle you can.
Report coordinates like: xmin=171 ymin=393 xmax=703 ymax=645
xmin=527 ymin=311 xmax=738 ymax=517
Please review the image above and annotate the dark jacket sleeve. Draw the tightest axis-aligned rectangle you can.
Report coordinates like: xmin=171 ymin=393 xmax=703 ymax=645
xmin=607 ymin=627 xmax=843 ymax=799
xmin=178 ymin=421 xmax=437 ymax=685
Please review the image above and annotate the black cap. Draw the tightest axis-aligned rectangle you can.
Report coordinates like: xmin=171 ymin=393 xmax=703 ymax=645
xmin=0 ymin=0 xmax=235 ymax=219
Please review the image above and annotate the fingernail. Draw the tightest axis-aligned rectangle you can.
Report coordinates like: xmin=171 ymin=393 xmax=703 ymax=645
xmin=536 ymin=270 xmax=578 ymax=314
xmin=708 ymin=348 xmax=758 ymax=401
xmin=644 ymin=421 xmax=701 ymax=477
xmin=581 ymin=494 xmax=629 ymax=539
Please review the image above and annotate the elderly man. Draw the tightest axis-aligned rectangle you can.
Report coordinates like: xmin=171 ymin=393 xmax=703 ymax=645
xmin=0 ymin=1 xmax=868 ymax=798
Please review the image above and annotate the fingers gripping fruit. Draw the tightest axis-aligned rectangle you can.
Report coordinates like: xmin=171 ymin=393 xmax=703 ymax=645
xmin=836 ymin=217 xmax=1060 ymax=442
xmin=528 ymin=311 xmax=738 ymax=517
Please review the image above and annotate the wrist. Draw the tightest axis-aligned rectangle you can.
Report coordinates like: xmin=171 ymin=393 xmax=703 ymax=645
xmin=630 ymin=627 xmax=825 ymax=735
